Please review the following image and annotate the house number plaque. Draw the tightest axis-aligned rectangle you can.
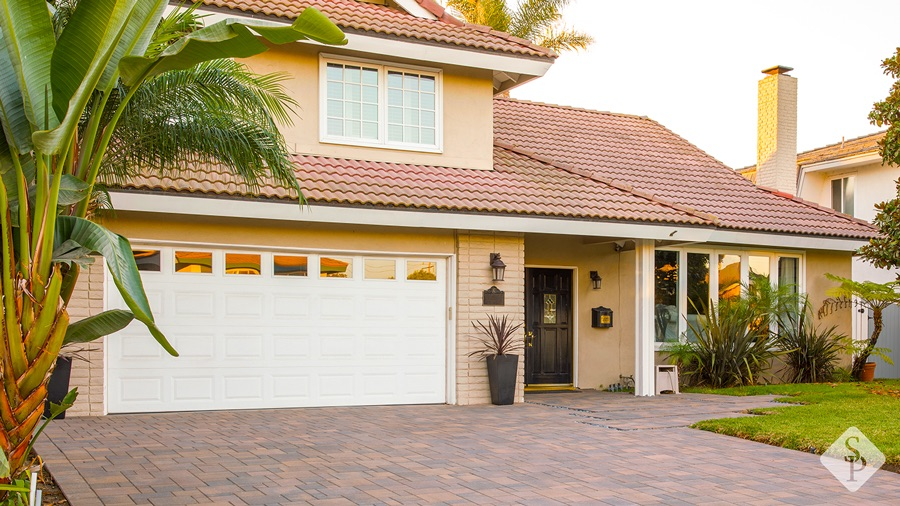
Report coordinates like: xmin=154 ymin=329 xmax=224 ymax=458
xmin=483 ymin=286 xmax=505 ymax=306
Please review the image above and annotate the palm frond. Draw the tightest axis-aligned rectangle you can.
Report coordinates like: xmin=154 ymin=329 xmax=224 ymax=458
xmin=510 ymin=0 xmax=566 ymax=41
xmin=100 ymin=59 xmax=301 ymax=197
xmin=535 ymin=27 xmax=593 ymax=53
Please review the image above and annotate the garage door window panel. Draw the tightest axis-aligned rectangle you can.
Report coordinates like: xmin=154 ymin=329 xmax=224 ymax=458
xmin=274 ymin=255 xmax=309 ymax=277
xmin=225 ymin=253 xmax=261 ymax=275
xmin=134 ymin=250 xmax=161 ymax=272
xmin=407 ymin=261 xmax=437 ymax=281
xmin=365 ymin=259 xmax=396 ymax=280
xmin=321 ymin=256 xmax=353 ymax=278
xmin=175 ymin=251 xmax=213 ymax=274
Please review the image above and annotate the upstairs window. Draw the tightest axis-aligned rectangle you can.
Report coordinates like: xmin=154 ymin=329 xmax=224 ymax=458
xmin=831 ymin=176 xmax=854 ymax=216
xmin=321 ymin=57 xmax=441 ymax=152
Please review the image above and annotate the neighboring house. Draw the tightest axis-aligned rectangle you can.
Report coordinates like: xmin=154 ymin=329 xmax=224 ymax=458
xmin=741 ymin=129 xmax=900 ymax=378
xmin=65 ymin=1 xmax=874 ymax=417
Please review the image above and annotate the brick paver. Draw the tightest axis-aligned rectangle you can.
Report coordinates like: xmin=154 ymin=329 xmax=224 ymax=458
xmin=36 ymin=392 xmax=900 ymax=505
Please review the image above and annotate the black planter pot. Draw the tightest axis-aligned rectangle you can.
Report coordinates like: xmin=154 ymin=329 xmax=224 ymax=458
xmin=44 ymin=356 xmax=73 ymax=419
xmin=486 ymin=354 xmax=518 ymax=405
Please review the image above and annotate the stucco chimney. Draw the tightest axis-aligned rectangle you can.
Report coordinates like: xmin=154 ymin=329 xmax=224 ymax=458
xmin=756 ymin=65 xmax=797 ymax=195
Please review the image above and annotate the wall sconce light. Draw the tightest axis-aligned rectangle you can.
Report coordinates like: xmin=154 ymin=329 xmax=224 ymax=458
xmin=490 ymin=253 xmax=506 ymax=282
xmin=590 ymin=271 xmax=602 ymax=290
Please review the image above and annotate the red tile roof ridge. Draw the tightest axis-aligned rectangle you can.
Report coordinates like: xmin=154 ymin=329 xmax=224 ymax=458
xmin=757 ymin=185 xmax=878 ymax=230
xmin=494 ymin=139 xmax=719 ymax=226
xmin=495 ymin=96 xmax=649 ymax=121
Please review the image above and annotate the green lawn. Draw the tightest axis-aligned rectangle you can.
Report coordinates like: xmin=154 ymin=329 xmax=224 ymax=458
xmin=686 ymin=380 xmax=900 ymax=469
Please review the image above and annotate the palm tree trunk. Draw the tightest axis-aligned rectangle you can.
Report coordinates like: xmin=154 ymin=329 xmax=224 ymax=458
xmin=852 ymin=307 xmax=883 ymax=378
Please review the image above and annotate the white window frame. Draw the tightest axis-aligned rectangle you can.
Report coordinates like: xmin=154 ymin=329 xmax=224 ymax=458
xmin=655 ymin=247 xmax=805 ymax=351
xmin=319 ymin=54 xmax=443 ymax=153
xmin=830 ymin=175 xmax=855 ymax=216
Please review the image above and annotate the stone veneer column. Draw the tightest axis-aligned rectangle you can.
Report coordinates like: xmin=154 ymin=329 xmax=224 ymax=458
xmin=64 ymin=260 xmax=106 ymax=416
xmin=455 ymin=231 xmax=525 ymax=405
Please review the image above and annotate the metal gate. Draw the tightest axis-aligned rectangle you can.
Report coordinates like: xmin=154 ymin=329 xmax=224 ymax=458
xmin=869 ymin=306 xmax=900 ymax=378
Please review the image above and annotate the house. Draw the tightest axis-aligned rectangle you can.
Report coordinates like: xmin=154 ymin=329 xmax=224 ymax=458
xmin=741 ymin=126 xmax=900 ymax=378
xmin=64 ymin=0 xmax=876 ymax=416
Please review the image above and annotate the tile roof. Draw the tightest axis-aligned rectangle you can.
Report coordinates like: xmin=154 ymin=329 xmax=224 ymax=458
xmin=117 ymin=145 xmax=710 ymax=226
xmin=797 ymin=131 xmax=885 ymax=166
xmin=492 ymin=98 xmax=875 ymax=239
xmin=200 ymin=0 xmax=555 ymax=59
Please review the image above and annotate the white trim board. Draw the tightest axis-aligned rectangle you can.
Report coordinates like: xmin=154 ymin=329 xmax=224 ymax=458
xmin=111 ymin=192 xmax=867 ymax=252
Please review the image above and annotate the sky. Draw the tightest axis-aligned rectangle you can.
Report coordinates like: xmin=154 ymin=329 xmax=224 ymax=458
xmin=506 ymin=0 xmax=900 ymax=169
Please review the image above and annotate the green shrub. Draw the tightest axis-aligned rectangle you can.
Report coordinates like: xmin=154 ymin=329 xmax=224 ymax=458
xmin=774 ymin=300 xmax=845 ymax=383
xmin=674 ymin=298 xmax=781 ymax=388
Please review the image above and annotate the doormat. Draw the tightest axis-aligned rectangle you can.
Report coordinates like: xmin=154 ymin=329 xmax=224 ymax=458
xmin=524 ymin=386 xmax=581 ymax=394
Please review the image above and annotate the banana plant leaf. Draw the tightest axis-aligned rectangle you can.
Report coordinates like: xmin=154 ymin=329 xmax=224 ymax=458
xmin=119 ymin=7 xmax=347 ymax=86
xmin=55 ymin=216 xmax=177 ymax=356
xmin=63 ymin=309 xmax=134 ymax=345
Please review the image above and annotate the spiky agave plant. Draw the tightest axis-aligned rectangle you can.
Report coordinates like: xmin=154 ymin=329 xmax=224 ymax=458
xmin=469 ymin=314 xmax=525 ymax=358
xmin=0 ymin=0 xmax=345 ymax=486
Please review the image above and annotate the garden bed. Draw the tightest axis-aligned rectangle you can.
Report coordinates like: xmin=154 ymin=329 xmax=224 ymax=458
xmin=687 ymin=380 xmax=900 ymax=471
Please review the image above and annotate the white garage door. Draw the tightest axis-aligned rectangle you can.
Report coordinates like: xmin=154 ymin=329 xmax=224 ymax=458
xmin=107 ymin=247 xmax=448 ymax=413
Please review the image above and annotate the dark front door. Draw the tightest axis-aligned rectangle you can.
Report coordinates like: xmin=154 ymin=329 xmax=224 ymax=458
xmin=525 ymin=268 xmax=573 ymax=385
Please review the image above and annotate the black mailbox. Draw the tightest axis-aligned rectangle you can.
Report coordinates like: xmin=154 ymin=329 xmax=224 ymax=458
xmin=592 ymin=306 xmax=613 ymax=328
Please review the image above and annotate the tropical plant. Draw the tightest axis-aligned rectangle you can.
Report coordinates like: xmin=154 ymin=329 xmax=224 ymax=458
xmin=820 ymin=274 xmax=900 ymax=378
xmin=774 ymin=298 xmax=845 ymax=383
xmin=446 ymin=0 xmax=593 ymax=53
xmin=468 ymin=314 xmax=524 ymax=358
xmin=0 ymin=0 xmax=345 ymax=486
xmin=671 ymin=298 xmax=781 ymax=388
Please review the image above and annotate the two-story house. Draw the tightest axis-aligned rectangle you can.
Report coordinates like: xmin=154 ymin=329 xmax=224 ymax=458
xmin=65 ymin=0 xmax=875 ymax=416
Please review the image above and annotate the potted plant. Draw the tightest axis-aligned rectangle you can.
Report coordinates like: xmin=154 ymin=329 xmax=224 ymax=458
xmin=469 ymin=314 xmax=524 ymax=405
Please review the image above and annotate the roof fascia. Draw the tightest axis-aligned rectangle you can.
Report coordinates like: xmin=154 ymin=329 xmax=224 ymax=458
xmin=800 ymin=152 xmax=882 ymax=173
xmin=110 ymin=192 xmax=866 ymax=252
xmin=194 ymin=8 xmax=553 ymax=79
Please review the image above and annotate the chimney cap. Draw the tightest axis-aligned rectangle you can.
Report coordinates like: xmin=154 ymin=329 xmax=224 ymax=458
xmin=762 ymin=65 xmax=794 ymax=76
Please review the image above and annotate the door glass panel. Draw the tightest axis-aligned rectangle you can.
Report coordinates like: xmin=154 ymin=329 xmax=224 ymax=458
xmin=273 ymin=255 xmax=308 ymax=277
xmin=133 ymin=250 xmax=161 ymax=272
xmin=365 ymin=259 xmax=396 ymax=280
xmin=320 ymin=256 xmax=353 ymax=278
xmin=225 ymin=253 xmax=261 ymax=275
xmin=654 ymin=250 xmax=679 ymax=343
xmin=407 ymin=261 xmax=437 ymax=280
xmin=543 ymin=294 xmax=557 ymax=324
xmin=718 ymin=254 xmax=741 ymax=302
xmin=687 ymin=253 xmax=710 ymax=342
xmin=175 ymin=251 xmax=212 ymax=273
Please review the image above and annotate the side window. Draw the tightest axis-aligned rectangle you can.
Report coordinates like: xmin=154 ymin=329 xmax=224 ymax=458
xmin=830 ymin=176 xmax=855 ymax=216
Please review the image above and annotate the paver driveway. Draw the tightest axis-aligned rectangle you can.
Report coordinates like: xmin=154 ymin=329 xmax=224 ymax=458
xmin=37 ymin=392 xmax=900 ymax=505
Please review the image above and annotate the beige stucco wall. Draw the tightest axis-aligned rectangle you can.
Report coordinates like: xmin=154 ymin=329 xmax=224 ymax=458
xmin=806 ymin=249 xmax=854 ymax=340
xmin=525 ymin=235 xmax=636 ymax=390
xmin=456 ymin=232 xmax=525 ymax=405
xmin=66 ymin=260 xmax=106 ymax=417
xmin=243 ymin=43 xmax=495 ymax=170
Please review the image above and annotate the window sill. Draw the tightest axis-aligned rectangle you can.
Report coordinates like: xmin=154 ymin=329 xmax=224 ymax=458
xmin=320 ymin=137 xmax=443 ymax=154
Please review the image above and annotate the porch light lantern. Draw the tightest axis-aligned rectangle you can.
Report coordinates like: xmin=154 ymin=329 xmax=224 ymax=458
xmin=490 ymin=253 xmax=506 ymax=282
xmin=590 ymin=271 xmax=602 ymax=290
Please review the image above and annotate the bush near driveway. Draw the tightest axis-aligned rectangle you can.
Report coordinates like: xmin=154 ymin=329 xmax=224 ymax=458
xmin=687 ymin=381 xmax=900 ymax=470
